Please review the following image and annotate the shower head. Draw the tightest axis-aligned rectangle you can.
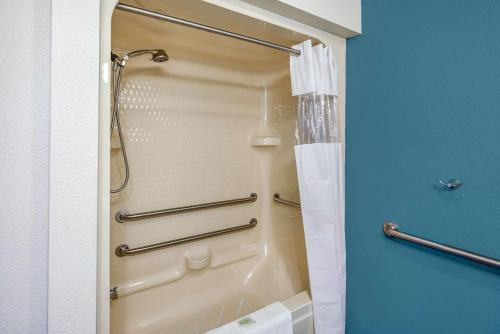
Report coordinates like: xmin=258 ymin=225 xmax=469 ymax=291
xmin=114 ymin=49 xmax=169 ymax=66
xmin=150 ymin=49 xmax=169 ymax=63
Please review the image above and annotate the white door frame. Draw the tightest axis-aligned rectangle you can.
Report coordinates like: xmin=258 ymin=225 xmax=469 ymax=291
xmin=48 ymin=0 xmax=101 ymax=332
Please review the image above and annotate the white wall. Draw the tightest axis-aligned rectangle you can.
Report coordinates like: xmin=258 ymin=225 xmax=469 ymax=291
xmin=0 ymin=0 xmax=51 ymax=333
xmin=277 ymin=0 xmax=361 ymax=33
xmin=241 ymin=0 xmax=361 ymax=37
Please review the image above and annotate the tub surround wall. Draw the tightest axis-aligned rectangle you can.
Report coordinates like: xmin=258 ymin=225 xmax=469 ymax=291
xmin=109 ymin=7 xmax=309 ymax=333
xmin=100 ymin=1 xmax=348 ymax=332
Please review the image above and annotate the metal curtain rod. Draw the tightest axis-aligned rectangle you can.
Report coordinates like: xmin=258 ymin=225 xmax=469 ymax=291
xmin=384 ymin=222 xmax=500 ymax=268
xmin=116 ymin=218 xmax=258 ymax=257
xmin=115 ymin=3 xmax=302 ymax=56
xmin=273 ymin=193 xmax=301 ymax=208
xmin=116 ymin=193 xmax=257 ymax=223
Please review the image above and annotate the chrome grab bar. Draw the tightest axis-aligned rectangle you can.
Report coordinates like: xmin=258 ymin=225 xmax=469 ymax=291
xmin=116 ymin=218 xmax=258 ymax=257
xmin=384 ymin=222 xmax=500 ymax=268
xmin=273 ymin=193 xmax=301 ymax=208
xmin=116 ymin=193 xmax=257 ymax=223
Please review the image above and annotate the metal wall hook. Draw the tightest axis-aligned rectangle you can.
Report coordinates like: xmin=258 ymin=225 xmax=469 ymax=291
xmin=439 ymin=179 xmax=462 ymax=189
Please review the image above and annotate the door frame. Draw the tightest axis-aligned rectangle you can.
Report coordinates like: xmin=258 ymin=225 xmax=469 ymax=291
xmin=48 ymin=0 xmax=101 ymax=333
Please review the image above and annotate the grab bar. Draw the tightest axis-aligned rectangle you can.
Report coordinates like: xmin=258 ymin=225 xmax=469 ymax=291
xmin=384 ymin=222 xmax=500 ymax=268
xmin=116 ymin=218 xmax=258 ymax=257
xmin=116 ymin=193 xmax=257 ymax=223
xmin=273 ymin=193 xmax=301 ymax=208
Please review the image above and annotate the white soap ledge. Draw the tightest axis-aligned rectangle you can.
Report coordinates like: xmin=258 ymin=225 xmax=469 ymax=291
xmin=251 ymin=136 xmax=280 ymax=147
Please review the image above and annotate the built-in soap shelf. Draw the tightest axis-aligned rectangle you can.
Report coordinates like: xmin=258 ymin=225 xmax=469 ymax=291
xmin=250 ymin=136 xmax=280 ymax=147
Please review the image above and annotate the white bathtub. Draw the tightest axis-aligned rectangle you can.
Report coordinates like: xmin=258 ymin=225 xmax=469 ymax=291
xmin=283 ymin=291 xmax=314 ymax=334
xmin=206 ymin=291 xmax=314 ymax=334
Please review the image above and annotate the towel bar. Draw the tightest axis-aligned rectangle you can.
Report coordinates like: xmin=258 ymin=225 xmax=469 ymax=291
xmin=273 ymin=193 xmax=301 ymax=208
xmin=116 ymin=218 xmax=258 ymax=257
xmin=116 ymin=193 xmax=257 ymax=223
xmin=383 ymin=222 xmax=500 ymax=268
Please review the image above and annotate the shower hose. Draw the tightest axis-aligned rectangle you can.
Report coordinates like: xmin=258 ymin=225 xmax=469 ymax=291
xmin=110 ymin=55 xmax=130 ymax=193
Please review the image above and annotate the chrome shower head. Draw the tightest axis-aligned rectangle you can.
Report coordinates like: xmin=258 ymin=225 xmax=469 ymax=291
xmin=114 ymin=49 xmax=169 ymax=66
xmin=151 ymin=49 xmax=169 ymax=63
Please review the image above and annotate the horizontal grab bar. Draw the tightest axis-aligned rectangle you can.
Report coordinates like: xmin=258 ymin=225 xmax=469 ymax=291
xmin=273 ymin=193 xmax=301 ymax=208
xmin=116 ymin=218 xmax=258 ymax=257
xmin=384 ymin=222 xmax=500 ymax=268
xmin=116 ymin=193 xmax=257 ymax=223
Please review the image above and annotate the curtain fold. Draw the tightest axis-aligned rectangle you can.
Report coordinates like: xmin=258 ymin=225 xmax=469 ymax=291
xmin=290 ymin=40 xmax=345 ymax=334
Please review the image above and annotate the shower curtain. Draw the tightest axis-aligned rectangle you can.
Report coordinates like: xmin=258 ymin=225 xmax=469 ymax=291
xmin=290 ymin=40 xmax=345 ymax=334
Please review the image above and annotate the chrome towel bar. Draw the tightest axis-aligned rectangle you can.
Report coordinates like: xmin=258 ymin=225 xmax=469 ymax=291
xmin=116 ymin=218 xmax=258 ymax=257
xmin=273 ymin=193 xmax=301 ymax=208
xmin=115 ymin=3 xmax=301 ymax=56
xmin=384 ymin=222 xmax=500 ymax=268
xmin=116 ymin=193 xmax=257 ymax=223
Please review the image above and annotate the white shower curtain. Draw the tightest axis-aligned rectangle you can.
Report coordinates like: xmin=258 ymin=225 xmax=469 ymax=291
xmin=290 ymin=40 xmax=345 ymax=334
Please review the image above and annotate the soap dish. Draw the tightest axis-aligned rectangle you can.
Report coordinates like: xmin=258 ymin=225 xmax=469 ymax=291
xmin=251 ymin=136 xmax=280 ymax=147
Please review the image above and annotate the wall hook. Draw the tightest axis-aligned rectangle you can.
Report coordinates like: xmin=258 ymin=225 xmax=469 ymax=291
xmin=439 ymin=179 xmax=463 ymax=189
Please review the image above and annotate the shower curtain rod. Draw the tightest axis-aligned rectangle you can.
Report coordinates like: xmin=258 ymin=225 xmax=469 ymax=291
xmin=115 ymin=3 xmax=302 ymax=56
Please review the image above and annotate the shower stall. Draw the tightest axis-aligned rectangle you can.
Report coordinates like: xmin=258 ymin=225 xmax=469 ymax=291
xmin=98 ymin=1 xmax=346 ymax=333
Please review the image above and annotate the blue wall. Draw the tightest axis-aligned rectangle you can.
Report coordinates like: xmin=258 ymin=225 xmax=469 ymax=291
xmin=346 ymin=1 xmax=500 ymax=333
